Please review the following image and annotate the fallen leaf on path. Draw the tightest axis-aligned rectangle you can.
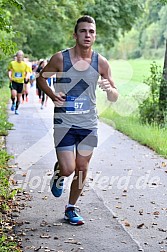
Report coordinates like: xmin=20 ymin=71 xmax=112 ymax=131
xmin=18 ymin=231 xmax=26 ymax=236
xmin=162 ymin=162 xmax=167 ymax=167
xmin=151 ymin=182 xmax=157 ymax=186
xmin=115 ymin=205 xmax=122 ymax=209
xmin=40 ymin=221 xmax=48 ymax=227
xmin=40 ymin=234 xmax=51 ymax=238
xmin=10 ymin=178 xmax=17 ymax=185
xmin=23 ymin=191 xmax=29 ymax=195
xmin=8 ymin=164 xmax=18 ymax=168
xmin=105 ymin=225 xmax=110 ymax=228
xmin=53 ymin=222 xmax=62 ymax=226
xmin=34 ymin=246 xmax=42 ymax=251
xmin=137 ymin=223 xmax=144 ymax=229
xmin=71 ymin=248 xmax=84 ymax=251
xmin=139 ymin=210 xmax=143 ymax=215
xmin=158 ymin=228 xmax=167 ymax=232
xmin=64 ymin=239 xmax=81 ymax=245
xmin=153 ymin=211 xmax=160 ymax=215
xmin=31 ymin=228 xmax=37 ymax=231
xmin=25 ymin=221 xmax=30 ymax=224
xmin=42 ymin=196 xmax=48 ymax=200
xmin=123 ymin=220 xmax=130 ymax=227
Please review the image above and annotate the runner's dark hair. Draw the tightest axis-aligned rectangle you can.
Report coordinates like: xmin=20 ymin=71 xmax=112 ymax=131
xmin=74 ymin=15 xmax=95 ymax=33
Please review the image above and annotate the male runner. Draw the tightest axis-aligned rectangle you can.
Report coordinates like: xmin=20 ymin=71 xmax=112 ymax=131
xmin=37 ymin=15 xmax=118 ymax=225
xmin=8 ymin=50 xmax=29 ymax=115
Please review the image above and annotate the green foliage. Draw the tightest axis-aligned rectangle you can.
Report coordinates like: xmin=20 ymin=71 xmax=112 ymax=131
xmin=0 ymin=235 xmax=21 ymax=252
xmin=140 ymin=1 xmax=167 ymax=56
xmin=0 ymin=59 xmax=8 ymax=88
xmin=111 ymin=0 xmax=167 ymax=60
xmin=0 ymin=86 xmax=13 ymax=132
xmin=0 ymin=38 xmax=16 ymax=56
xmin=139 ymin=62 xmax=165 ymax=125
xmin=0 ymin=0 xmax=22 ymax=57
xmin=110 ymin=28 xmax=141 ymax=59
xmin=0 ymin=150 xmax=11 ymax=169
xmin=0 ymin=85 xmax=20 ymax=251
xmin=85 ymin=0 xmax=144 ymax=48
xmin=0 ymin=0 xmax=144 ymax=59
xmin=0 ymin=0 xmax=166 ymax=60
xmin=99 ymin=59 xmax=167 ymax=157
xmin=159 ymin=0 xmax=167 ymax=4
xmin=0 ymin=166 xmax=11 ymax=199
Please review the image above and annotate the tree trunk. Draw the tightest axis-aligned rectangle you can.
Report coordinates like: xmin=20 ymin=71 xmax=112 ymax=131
xmin=159 ymin=39 xmax=167 ymax=123
xmin=163 ymin=39 xmax=167 ymax=79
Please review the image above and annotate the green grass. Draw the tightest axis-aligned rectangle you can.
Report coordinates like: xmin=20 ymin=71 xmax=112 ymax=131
xmin=109 ymin=58 xmax=164 ymax=95
xmin=0 ymin=86 xmax=20 ymax=252
xmin=0 ymin=87 xmax=13 ymax=135
xmin=97 ymin=58 xmax=167 ymax=158
xmin=111 ymin=58 xmax=163 ymax=83
xmin=100 ymin=110 xmax=167 ymax=157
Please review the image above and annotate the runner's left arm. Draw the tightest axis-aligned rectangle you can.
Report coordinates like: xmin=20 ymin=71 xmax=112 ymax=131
xmin=98 ymin=55 xmax=118 ymax=102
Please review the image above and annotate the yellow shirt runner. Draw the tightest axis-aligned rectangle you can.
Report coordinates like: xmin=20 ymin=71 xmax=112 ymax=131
xmin=8 ymin=61 xmax=29 ymax=83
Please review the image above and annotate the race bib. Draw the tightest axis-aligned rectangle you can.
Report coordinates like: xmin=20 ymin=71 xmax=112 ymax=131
xmin=66 ymin=96 xmax=90 ymax=114
xmin=15 ymin=72 xmax=22 ymax=78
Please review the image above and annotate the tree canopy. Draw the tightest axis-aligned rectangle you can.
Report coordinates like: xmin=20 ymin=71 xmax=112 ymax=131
xmin=0 ymin=0 xmax=144 ymax=59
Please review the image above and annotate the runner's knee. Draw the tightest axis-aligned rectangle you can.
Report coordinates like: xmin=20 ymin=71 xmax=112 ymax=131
xmin=59 ymin=162 xmax=75 ymax=177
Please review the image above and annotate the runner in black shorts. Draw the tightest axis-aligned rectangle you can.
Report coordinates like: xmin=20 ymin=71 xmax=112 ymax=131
xmin=11 ymin=81 xmax=24 ymax=94
xmin=8 ymin=50 xmax=29 ymax=115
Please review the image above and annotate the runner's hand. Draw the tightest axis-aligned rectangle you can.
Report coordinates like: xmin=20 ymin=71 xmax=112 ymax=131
xmin=98 ymin=79 xmax=112 ymax=92
xmin=53 ymin=92 xmax=66 ymax=107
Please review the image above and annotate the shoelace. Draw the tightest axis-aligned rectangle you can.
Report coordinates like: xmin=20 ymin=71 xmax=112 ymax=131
xmin=66 ymin=206 xmax=81 ymax=216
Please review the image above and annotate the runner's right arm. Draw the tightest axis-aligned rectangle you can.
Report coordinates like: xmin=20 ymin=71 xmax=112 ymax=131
xmin=36 ymin=53 xmax=66 ymax=106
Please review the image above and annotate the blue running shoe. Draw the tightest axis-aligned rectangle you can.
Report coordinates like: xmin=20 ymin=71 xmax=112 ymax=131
xmin=15 ymin=110 xmax=19 ymax=115
xmin=11 ymin=104 xmax=15 ymax=111
xmin=64 ymin=206 xmax=85 ymax=225
xmin=50 ymin=162 xmax=64 ymax=197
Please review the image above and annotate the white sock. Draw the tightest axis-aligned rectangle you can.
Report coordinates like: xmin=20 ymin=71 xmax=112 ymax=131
xmin=66 ymin=203 xmax=75 ymax=208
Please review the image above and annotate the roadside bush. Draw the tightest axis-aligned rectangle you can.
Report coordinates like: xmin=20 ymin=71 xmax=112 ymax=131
xmin=139 ymin=62 xmax=164 ymax=125
xmin=127 ymin=48 xmax=142 ymax=59
xmin=0 ymin=58 xmax=10 ymax=89
xmin=142 ymin=48 xmax=165 ymax=59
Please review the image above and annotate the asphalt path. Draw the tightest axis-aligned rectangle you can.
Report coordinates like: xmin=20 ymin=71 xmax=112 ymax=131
xmin=6 ymin=86 xmax=167 ymax=252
